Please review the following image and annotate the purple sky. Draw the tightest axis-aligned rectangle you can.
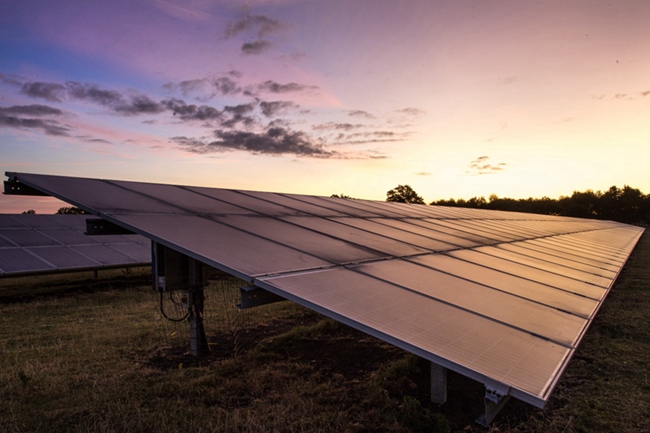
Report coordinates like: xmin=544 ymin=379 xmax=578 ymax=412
xmin=2 ymin=0 xmax=649 ymax=213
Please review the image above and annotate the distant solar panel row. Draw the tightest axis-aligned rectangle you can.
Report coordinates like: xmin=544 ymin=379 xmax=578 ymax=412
xmin=4 ymin=171 xmax=643 ymax=408
xmin=0 ymin=214 xmax=150 ymax=277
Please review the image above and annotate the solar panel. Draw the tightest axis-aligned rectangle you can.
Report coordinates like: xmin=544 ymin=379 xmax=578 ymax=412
xmin=3 ymin=171 xmax=643 ymax=413
xmin=0 ymin=213 xmax=151 ymax=277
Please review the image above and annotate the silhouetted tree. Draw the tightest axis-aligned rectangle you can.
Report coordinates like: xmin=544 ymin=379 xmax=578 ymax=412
xmin=429 ymin=185 xmax=649 ymax=226
xmin=386 ymin=185 xmax=425 ymax=204
xmin=331 ymin=194 xmax=353 ymax=199
xmin=56 ymin=207 xmax=87 ymax=214
xmin=22 ymin=209 xmax=35 ymax=214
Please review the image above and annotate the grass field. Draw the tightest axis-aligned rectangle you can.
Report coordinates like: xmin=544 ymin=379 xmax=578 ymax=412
xmin=0 ymin=231 xmax=648 ymax=433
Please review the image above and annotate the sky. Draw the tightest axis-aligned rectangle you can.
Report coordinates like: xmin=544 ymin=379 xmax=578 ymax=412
xmin=1 ymin=0 xmax=649 ymax=213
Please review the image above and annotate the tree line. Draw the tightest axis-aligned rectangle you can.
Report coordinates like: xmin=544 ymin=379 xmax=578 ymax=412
xmin=381 ymin=184 xmax=649 ymax=226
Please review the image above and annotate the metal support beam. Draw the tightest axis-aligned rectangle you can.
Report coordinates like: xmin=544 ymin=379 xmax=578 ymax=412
xmin=239 ymin=285 xmax=286 ymax=309
xmin=187 ymin=258 xmax=209 ymax=357
xmin=152 ymin=242 xmax=210 ymax=357
xmin=430 ymin=362 xmax=447 ymax=405
xmin=475 ymin=382 xmax=511 ymax=427
xmin=3 ymin=180 xmax=49 ymax=196
xmin=86 ymin=218 xmax=136 ymax=235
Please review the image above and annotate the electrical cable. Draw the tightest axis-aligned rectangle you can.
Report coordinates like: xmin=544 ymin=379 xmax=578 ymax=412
xmin=159 ymin=290 xmax=189 ymax=322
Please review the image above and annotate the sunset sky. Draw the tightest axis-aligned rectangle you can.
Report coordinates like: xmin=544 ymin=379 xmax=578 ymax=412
xmin=2 ymin=0 xmax=649 ymax=213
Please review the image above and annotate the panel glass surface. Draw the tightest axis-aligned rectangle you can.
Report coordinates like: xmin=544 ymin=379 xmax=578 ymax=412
xmin=16 ymin=214 xmax=72 ymax=228
xmin=26 ymin=246 xmax=99 ymax=268
xmin=372 ymin=218 xmax=479 ymax=248
xmin=328 ymin=217 xmax=459 ymax=252
xmin=187 ymin=187 xmax=304 ymax=216
xmin=356 ymin=200 xmax=433 ymax=218
xmin=106 ymin=242 xmax=151 ymax=262
xmin=215 ymin=215 xmax=388 ymax=264
xmin=449 ymin=249 xmax=607 ymax=300
xmin=407 ymin=254 xmax=598 ymax=317
xmin=426 ymin=219 xmax=503 ymax=242
xmin=0 ymin=215 xmax=27 ymax=228
xmin=0 ymin=229 xmax=60 ymax=247
xmin=114 ymin=213 xmax=331 ymax=277
xmin=476 ymin=246 xmax=613 ymax=288
xmin=443 ymin=219 xmax=525 ymax=242
xmin=0 ymin=235 xmax=16 ymax=247
xmin=281 ymin=193 xmax=382 ymax=217
xmin=71 ymin=245 xmax=138 ymax=265
xmin=473 ymin=220 xmax=545 ymax=239
xmin=260 ymin=267 xmax=571 ymax=401
xmin=496 ymin=243 xmax=617 ymax=280
xmin=241 ymin=191 xmax=350 ymax=216
xmin=529 ymin=237 xmax=622 ymax=267
xmin=354 ymin=259 xmax=586 ymax=346
xmin=115 ymin=181 xmax=253 ymax=215
xmin=418 ymin=219 xmax=498 ymax=244
xmin=501 ymin=240 xmax=620 ymax=274
xmin=0 ymin=248 xmax=54 ymax=273
xmin=39 ymin=228 xmax=99 ymax=246
xmin=12 ymin=173 xmax=180 ymax=214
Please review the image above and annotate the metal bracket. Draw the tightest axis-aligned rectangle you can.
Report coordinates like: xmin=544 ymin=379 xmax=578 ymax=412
xmin=85 ymin=218 xmax=136 ymax=235
xmin=475 ymin=382 xmax=511 ymax=427
xmin=3 ymin=180 xmax=49 ymax=196
xmin=238 ymin=285 xmax=285 ymax=309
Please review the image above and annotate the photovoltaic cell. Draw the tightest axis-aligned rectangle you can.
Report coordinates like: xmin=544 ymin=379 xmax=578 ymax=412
xmin=4 ymin=171 xmax=643 ymax=409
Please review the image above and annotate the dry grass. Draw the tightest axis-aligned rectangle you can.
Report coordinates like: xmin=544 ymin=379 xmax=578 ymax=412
xmin=0 ymin=231 xmax=648 ymax=432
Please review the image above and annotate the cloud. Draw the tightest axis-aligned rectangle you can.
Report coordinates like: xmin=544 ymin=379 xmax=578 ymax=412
xmin=395 ymin=107 xmax=425 ymax=116
xmin=0 ymin=73 xmax=22 ymax=86
xmin=66 ymin=81 xmax=123 ymax=106
xmin=76 ymin=135 xmax=112 ymax=144
xmin=164 ymin=76 xmax=243 ymax=98
xmin=594 ymin=90 xmax=650 ymax=101
xmin=162 ymin=98 xmax=223 ymax=121
xmin=312 ymin=122 xmax=363 ymax=131
xmin=113 ymin=94 xmax=165 ymax=115
xmin=241 ymin=40 xmax=272 ymax=55
xmin=175 ymin=78 xmax=211 ymax=95
xmin=213 ymin=76 xmax=241 ymax=95
xmin=0 ymin=104 xmax=63 ymax=116
xmin=348 ymin=110 xmax=376 ymax=119
xmin=0 ymin=114 xmax=70 ymax=136
xmin=66 ymin=82 xmax=165 ymax=114
xmin=259 ymin=100 xmax=299 ymax=117
xmin=173 ymin=127 xmax=336 ymax=158
xmin=224 ymin=103 xmax=256 ymax=116
xmin=20 ymin=80 xmax=166 ymax=115
xmin=415 ymin=172 xmax=432 ymax=176
xmin=329 ymin=130 xmax=411 ymax=145
xmin=467 ymin=156 xmax=507 ymax=175
xmin=257 ymin=80 xmax=318 ymax=94
xmin=224 ymin=14 xmax=286 ymax=39
xmin=21 ymin=82 xmax=67 ymax=102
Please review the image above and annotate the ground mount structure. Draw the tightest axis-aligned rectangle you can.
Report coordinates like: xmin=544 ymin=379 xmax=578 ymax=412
xmin=4 ymin=171 xmax=644 ymax=425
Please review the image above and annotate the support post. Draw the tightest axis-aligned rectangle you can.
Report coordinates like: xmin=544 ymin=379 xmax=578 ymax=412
xmin=475 ymin=382 xmax=511 ymax=427
xmin=430 ymin=362 xmax=447 ymax=405
xmin=187 ymin=258 xmax=209 ymax=357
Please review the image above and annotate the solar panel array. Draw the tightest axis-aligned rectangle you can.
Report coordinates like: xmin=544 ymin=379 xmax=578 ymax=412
xmin=0 ymin=213 xmax=150 ymax=277
xmin=5 ymin=171 xmax=643 ymax=407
